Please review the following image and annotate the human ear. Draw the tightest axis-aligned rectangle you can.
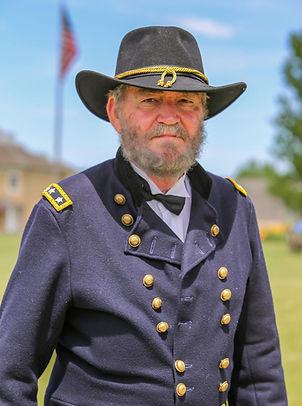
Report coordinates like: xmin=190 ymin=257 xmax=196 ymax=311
xmin=106 ymin=96 xmax=122 ymax=133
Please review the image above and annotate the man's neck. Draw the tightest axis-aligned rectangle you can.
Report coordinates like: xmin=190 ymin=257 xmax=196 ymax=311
xmin=130 ymin=162 xmax=183 ymax=193
xmin=147 ymin=174 xmax=180 ymax=194
xmin=129 ymin=161 xmax=184 ymax=193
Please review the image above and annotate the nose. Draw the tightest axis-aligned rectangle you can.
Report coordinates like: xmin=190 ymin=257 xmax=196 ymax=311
xmin=156 ymin=101 xmax=180 ymax=125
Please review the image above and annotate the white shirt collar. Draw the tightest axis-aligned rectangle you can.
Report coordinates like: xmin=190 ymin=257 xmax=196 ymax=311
xmin=130 ymin=162 xmax=190 ymax=198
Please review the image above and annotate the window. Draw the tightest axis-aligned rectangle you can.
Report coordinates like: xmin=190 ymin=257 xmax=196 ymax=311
xmin=7 ymin=170 xmax=20 ymax=193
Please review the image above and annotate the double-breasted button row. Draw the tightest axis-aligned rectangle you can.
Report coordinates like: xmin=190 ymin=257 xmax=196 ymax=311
xmin=219 ymin=358 xmax=230 ymax=369
xmin=113 ymin=194 xmax=135 ymax=228
xmin=152 ymin=297 xmax=162 ymax=310
xmin=140 ymin=270 xmax=186 ymax=398
xmin=114 ymin=193 xmax=126 ymax=205
xmin=142 ymin=275 xmax=167 ymax=333
xmin=121 ymin=213 xmax=134 ymax=226
xmin=220 ymin=288 xmax=232 ymax=301
xmin=174 ymin=360 xmax=186 ymax=397
xmin=217 ymin=266 xmax=232 ymax=326
xmin=113 ymin=193 xmax=135 ymax=229
xmin=176 ymin=382 xmax=187 ymax=397
xmin=211 ymin=224 xmax=220 ymax=237
xmin=128 ymin=234 xmax=141 ymax=248
xmin=143 ymin=274 xmax=154 ymax=288
xmin=156 ymin=321 xmax=169 ymax=333
xmin=174 ymin=360 xmax=187 ymax=397
xmin=218 ymin=358 xmax=229 ymax=400
xmin=175 ymin=359 xmax=186 ymax=373
xmin=220 ymin=313 xmax=231 ymax=325
xmin=218 ymin=381 xmax=229 ymax=392
xmin=217 ymin=266 xmax=228 ymax=280
xmin=144 ymin=275 xmax=162 ymax=311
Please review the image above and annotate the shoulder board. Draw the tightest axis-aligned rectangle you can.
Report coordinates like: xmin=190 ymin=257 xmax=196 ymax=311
xmin=226 ymin=177 xmax=248 ymax=197
xmin=42 ymin=183 xmax=73 ymax=212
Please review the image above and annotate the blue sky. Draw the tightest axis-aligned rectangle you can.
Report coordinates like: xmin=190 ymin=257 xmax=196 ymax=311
xmin=0 ymin=0 xmax=301 ymax=176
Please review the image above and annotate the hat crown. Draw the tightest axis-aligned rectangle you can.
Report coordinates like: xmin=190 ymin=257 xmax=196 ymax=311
xmin=115 ymin=26 xmax=205 ymax=75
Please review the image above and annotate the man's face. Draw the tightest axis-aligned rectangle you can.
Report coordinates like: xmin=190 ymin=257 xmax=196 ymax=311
xmin=109 ymin=87 xmax=206 ymax=178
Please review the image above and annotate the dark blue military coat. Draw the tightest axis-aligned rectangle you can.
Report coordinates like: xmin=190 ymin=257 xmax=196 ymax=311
xmin=0 ymin=150 xmax=287 ymax=405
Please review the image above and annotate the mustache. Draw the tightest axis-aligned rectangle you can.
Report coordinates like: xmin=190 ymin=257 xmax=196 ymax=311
xmin=146 ymin=124 xmax=188 ymax=140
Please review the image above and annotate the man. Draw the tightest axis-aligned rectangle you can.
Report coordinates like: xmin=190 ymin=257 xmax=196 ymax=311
xmin=0 ymin=26 xmax=287 ymax=405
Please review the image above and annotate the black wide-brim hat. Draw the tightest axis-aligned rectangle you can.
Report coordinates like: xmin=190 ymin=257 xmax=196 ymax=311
xmin=76 ymin=26 xmax=247 ymax=121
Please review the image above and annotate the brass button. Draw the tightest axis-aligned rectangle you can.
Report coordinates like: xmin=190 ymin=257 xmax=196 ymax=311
xmin=143 ymin=274 xmax=154 ymax=288
xmin=121 ymin=214 xmax=134 ymax=226
xmin=211 ymin=224 xmax=220 ymax=237
xmin=220 ymin=314 xmax=231 ymax=325
xmin=176 ymin=383 xmax=187 ymax=397
xmin=175 ymin=359 xmax=186 ymax=373
xmin=220 ymin=289 xmax=232 ymax=302
xmin=219 ymin=358 xmax=230 ymax=369
xmin=156 ymin=321 xmax=169 ymax=333
xmin=114 ymin=193 xmax=126 ymax=205
xmin=152 ymin=297 xmax=162 ymax=310
xmin=218 ymin=381 xmax=229 ymax=392
xmin=128 ymin=234 xmax=141 ymax=248
xmin=217 ymin=267 xmax=228 ymax=280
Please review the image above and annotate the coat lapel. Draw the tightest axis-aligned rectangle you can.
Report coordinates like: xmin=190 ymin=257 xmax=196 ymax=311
xmin=124 ymin=203 xmax=183 ymax=266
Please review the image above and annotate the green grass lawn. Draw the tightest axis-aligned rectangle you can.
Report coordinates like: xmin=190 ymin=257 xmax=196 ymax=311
xmin=1 ymin=234 xmax=301 ymax=404
xmin=263 ymin=239 xmax=302 ymax=406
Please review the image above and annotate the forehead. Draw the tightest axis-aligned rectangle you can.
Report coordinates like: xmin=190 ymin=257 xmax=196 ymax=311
xmin=126 ymin=86 xmax=204 ymax=99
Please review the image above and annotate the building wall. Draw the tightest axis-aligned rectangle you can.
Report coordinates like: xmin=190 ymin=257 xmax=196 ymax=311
xmin=0 ymin=167 xmax=73 ymax=233
xmin=20 ymin=169 xmax=72 ymax=228
xmin=0 ymin=169 xmax=23 ymax=233
xmin=0 ymin=206 xmax=4 ymax=231
xmin=0 ymin=172 xmax=7 ymax=196
xmin=239 ymin=177 xmax=295 ymax=226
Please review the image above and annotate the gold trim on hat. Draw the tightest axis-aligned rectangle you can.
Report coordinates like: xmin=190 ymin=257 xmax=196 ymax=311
xmin=115 ymin=65 xmax=209 ymax=88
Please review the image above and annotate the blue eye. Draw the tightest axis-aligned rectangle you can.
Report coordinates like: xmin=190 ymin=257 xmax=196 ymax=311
xmin=142 ymin=98 xmax=158 ymax=104
xmin=179 ymin=98 xmax=193 ymax=104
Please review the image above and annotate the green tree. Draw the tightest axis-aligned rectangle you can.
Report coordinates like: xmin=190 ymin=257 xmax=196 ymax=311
xmin=236 ymin=159 xmax=276 ymax=179
xmin=270 ymin=31 xmax=302 ymax=215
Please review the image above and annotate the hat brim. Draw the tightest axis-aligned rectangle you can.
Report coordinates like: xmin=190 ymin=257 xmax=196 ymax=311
xmin=76 ymin=70 xmax=247 ymax=121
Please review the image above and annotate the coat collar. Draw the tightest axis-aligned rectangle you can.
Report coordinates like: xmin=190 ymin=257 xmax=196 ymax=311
xmin=113 ymin=147 xmax=212 ymax=205
xmin=83 ymin=149 xmax=222 ymax=270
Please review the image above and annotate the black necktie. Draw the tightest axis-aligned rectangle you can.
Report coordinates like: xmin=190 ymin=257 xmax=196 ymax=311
xmin=140 ymin=179 xmax=185 ymax=215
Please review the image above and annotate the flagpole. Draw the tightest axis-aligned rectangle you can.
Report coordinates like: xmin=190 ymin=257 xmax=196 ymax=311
xmin=53 ymin=2 xmax=78 ymax=177
xmin=54 ymin=72 xmax=63 ymax=166
xmin=53 ymin=3 xmax=64 ymax=176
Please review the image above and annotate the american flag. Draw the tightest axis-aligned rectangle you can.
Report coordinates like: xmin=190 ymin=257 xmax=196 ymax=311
xmin=60 ymin=6 xmax=78 ymax=78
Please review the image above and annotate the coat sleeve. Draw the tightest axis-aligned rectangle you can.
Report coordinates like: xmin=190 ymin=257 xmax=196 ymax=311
xmin=228 ymin=200 xmax=287 ymax=405
xmin=0 ymin=202 xmax=72 ymax=405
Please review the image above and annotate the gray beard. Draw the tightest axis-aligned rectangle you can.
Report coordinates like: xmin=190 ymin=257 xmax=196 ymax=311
xmin=119 ymin=121 xmax=206 ymax=178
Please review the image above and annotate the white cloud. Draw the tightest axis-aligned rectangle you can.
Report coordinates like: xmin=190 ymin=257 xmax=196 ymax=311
xmin=176 ymin=17 xmax=234 ymax=39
